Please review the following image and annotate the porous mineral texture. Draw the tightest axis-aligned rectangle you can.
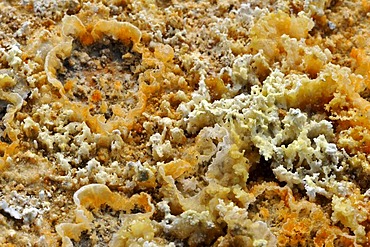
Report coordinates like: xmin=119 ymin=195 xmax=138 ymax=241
xmin=1 ymin=0 xmax=370 ymax=246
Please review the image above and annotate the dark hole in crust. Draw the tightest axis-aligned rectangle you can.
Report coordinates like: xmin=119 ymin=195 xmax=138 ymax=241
xmin=71 ymin=230 xmax=91 ymax=247
xmin=0 ymin=100 xmax=8 ymax=120
xmin=248 ymin=156 xmax=279 ymax=184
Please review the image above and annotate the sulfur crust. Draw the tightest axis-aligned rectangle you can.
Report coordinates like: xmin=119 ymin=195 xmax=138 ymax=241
xmin=1 ymin=0 xmax=370 ymax=246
